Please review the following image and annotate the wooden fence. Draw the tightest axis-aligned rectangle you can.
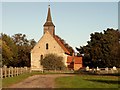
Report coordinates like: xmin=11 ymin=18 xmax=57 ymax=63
xmin=0 ymin=66 xmax=30 ymax=79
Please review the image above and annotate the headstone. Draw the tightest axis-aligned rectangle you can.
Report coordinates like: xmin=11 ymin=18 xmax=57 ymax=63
xmin=86 ymin=66 xmax=89 ymax=71
xmin=112 ymin=66 xmax=118 ymax=73
xmin=105 ymin=67 xmax=108 ymax=74
xmin=97 ymin=67 xmax=100 ymax=71
xmin=113 ymin=66 xmax=117 ymax=70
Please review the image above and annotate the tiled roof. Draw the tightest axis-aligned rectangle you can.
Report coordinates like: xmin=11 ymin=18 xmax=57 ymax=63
xmin=67 ymin=56 xmax=82 ymax=64
xmin=67 ymin=56 xmax=73 ymax=63
xmin=74 ymin=57 xmax=82 ymax=64
xmin=54 ymin=35 xmax=70 ymax=54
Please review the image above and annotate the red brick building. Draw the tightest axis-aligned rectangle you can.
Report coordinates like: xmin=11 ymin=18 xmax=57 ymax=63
xmin=67 ymin=56 xmax=83 ymax=70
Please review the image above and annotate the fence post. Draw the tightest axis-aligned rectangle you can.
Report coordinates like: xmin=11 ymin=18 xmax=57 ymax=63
xmin=8 ymin=67 xmax=10 ymax=77
xmin=18 ymin=68 xmax=20 ymax=75
xmin=10 ymin=67 xmax=13 ymax=77
xmin=20 ymin=67 xmax=22 ymax=74
xmin=3 ymin=65 xmax=7 ymax=78
xmin=15 ymin=67 xmax=17 ymax=76
xmin=16 ymin=67 xmax=18 ymax=76
xmin=0 ymin=68 xmax=2 ymax=79
xmin=24 ymin=67 xmax=28 ymax=73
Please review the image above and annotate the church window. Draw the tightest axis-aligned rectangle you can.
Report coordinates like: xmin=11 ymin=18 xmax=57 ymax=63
xmin=40 ymin=55 xmax=43 ymax=65
xmin=41 ymin=55 xmax=43 ymax=60
xmin=46 ymin=43 xmax=48 ymax=50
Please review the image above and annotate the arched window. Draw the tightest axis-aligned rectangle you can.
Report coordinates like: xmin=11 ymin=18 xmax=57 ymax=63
xmin=40 ymin=55 xmax=43 ymax=65
xmin=41 ymin=55 xmax=43 ymax=60
xmin=46 ymin=43 xmax=48 ymax=50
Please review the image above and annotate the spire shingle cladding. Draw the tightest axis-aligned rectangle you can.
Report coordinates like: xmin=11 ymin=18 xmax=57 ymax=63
xmin=44 ymin=6 xmax=55 ymax=27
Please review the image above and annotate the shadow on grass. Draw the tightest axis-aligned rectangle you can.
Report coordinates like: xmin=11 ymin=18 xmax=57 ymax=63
xmin=84 ymin=79 xmax=119 ymax=84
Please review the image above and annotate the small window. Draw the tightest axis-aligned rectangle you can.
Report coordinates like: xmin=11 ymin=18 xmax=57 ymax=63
xmin=40 ymin=55 xmax=43 ymax=65
xmin=46 ymin=43 xmax=48 ymax=50
xmin=41 ymin=55 xmax=43 ymax=60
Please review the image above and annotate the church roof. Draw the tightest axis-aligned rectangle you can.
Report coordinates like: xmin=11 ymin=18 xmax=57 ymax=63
xmin=44 ymin=5 xmax=55 ymax=27
xmin=54 ymin=35 xmax=70 ymax=54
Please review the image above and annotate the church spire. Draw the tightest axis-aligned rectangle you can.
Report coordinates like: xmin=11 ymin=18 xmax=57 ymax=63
xmin=47 ymin=5 xmax=52 ymax=22
xmin=43 ymin=4 xmax=55 ymax=36
xmin=44 ymin=5 xmax=55 ymax=27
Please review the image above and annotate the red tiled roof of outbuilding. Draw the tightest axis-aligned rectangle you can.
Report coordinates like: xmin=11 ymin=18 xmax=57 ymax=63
xmin=74 ymin=57 xmax=82 ymax=64
xmin=67 ymin=56 xmax=73 ymax=63
xmin=67 ymin=56 xmax=82 ymax=64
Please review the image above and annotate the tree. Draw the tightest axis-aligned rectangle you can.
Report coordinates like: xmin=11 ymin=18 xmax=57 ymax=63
xmin=12 ymin=33 xmax=36 ymax=67
xmin=41 ymin=53 xmax=66 ymax=70
xmin=2 ymin=33 xmax=18 ymax=67
xmin=1 ymin=33 xmax=36 ymax=67
xmin=76 ymin=28 xmax=120 ymax=67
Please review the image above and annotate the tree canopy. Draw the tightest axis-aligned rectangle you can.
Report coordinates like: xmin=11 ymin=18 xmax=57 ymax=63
xmin=76 ymin=28 xmax=120 ymax=68
xmin=2 ymin=33 xmax=36 ymax=67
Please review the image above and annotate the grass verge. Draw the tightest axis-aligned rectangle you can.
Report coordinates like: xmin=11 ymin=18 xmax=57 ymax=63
xmin=2 ymin=72 xmax=43 ymax=87
xmin=2 ymin=71 xmax=70 ymax=88
xmin=55 ymin=75 xmax=119 ymax=88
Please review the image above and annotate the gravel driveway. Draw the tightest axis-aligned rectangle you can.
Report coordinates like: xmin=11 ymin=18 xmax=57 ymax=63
xmin=8 ymin=74 xmax=74 ymax=88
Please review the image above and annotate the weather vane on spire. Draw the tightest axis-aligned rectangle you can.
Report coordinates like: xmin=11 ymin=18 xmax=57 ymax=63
xmin=48 ymin=0 xmax=50 ymax=7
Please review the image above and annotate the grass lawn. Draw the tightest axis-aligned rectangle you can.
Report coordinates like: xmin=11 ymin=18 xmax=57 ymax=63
xmin=2 ymin=71 xmax=70 ymax=87
xmin=55 ymin=75 xmax=119 ymax=88
xmin=2 ymin=71 xmax=119 ymax=88
xmin=2 ymin=72 xmax=43 ymax=87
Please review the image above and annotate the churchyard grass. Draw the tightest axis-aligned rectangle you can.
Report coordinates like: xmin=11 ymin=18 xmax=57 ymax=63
xmin=55 ymin=75 xmax=119 ymax=88
xmin=2 ymin=71 xmax=70 ymax=87
xmin=2 ymin=71 xmax=119 ymax=88
xmin=2 ymin=72 xmax=43 ymax=87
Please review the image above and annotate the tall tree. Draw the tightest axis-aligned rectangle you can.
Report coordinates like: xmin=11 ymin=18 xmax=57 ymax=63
xmin=2 ymin=33 xmax=18 ymax=67
xmin=1 ymin=33 xmax=36 ymax=67
xmin=76 ymin=28 xmax=120 ymax=67
xmin=12 ymin=33 xmax=36 ymax=67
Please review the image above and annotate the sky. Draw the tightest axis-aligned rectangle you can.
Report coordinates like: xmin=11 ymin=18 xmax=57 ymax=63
xmin=1 ymin=1 xmax=118 ymax=51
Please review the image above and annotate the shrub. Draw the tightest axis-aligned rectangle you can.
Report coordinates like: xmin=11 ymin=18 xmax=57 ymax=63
xmin=41 ymin=53 xmax=66 ymax=70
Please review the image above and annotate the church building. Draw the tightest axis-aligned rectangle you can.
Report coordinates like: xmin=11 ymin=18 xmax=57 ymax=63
xmin=31 ymin=5 xmax=82 ymax=71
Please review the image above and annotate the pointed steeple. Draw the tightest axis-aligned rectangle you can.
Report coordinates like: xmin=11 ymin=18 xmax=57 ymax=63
xmin=47 ymin=5 xmax=52 ymax=22
xmin=43 ymin=5 xmax=55 ymax=36
xmin=44 ymin=5 xmax=55 ymax=27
